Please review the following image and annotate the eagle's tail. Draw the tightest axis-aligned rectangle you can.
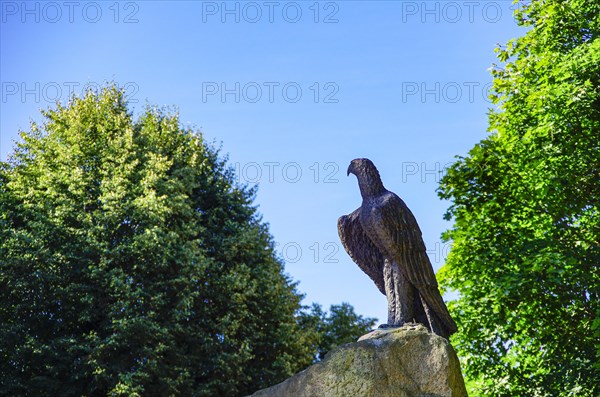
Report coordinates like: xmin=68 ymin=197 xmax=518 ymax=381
xmin=418 ymin=291 xmax=457 ymax=339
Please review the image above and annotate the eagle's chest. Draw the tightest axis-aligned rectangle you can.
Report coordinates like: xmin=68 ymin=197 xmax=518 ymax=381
xmin=358 ymin=196 xmax=396 ymax=256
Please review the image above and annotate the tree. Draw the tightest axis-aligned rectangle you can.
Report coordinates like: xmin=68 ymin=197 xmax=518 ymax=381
xmin=0 ymin=86 xmax=316 ymax=396
xmin=299 ymin=303 xmax=377 ymax=362
xmin=437 ymin=0 xmax=599 ymax=395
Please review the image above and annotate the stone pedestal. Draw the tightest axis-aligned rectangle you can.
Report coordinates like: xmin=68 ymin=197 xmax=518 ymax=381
xmin=248 ymin=324 xmax=467 ymax=397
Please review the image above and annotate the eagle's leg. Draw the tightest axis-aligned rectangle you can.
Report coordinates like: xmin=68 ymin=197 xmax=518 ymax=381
xmin=383 ymin=259 xmax=415 ymax=327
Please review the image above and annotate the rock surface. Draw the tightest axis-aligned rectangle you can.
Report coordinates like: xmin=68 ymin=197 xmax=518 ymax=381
xmin=248 ymin=324 xmax=467 ymax=397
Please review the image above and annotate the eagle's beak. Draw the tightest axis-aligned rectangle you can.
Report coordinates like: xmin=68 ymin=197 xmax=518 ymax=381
xmin=347 ymin=163 xmax=353 ymax=176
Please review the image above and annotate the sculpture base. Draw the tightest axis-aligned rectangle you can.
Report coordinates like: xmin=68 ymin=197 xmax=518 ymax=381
xmin=248 ymin=324 xmax=467 ymax=397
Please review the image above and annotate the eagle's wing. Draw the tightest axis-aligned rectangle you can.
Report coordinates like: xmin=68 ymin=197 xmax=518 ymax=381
xmin=338 ymin=209 xmax=386 ymax=295
xmin=376 ymin=194 xmax=457 ymax=335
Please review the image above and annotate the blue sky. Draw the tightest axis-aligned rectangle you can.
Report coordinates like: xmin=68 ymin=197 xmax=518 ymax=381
xmin=1 ymin=1 xmax=523 ymax=325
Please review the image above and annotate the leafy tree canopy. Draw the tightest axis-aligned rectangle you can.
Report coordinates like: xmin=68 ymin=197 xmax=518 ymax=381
xmin=438 ymin=0 xmax=599 ymax=395
xmin=0 ymin=86 xmax=318 ymax=396
xmin=299 ymin=302 xmax=377 ymax=362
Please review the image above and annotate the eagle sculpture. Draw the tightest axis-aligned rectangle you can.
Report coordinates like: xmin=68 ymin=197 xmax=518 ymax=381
xmin=338 ymin=158 xmax=457 ymax=338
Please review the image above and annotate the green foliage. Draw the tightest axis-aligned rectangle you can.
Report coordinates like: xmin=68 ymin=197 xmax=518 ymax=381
xmin=299 ymin=302 xmax=377 ymax=362
xmin=0 ymin=86 xmax=315 ymax=396
xmin=437 ymin=0 xmax=600 ymax=395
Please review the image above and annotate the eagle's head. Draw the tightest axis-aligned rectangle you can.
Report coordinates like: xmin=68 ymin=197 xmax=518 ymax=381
xmin=347 ymin=158 xmax=385 ymax=198
xmin=347 ymin=158 xmax=376 ymax=177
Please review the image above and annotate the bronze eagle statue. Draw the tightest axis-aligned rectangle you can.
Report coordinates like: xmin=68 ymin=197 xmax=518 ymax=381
xmin=338 ymin=158 xmax=457 ymax=338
